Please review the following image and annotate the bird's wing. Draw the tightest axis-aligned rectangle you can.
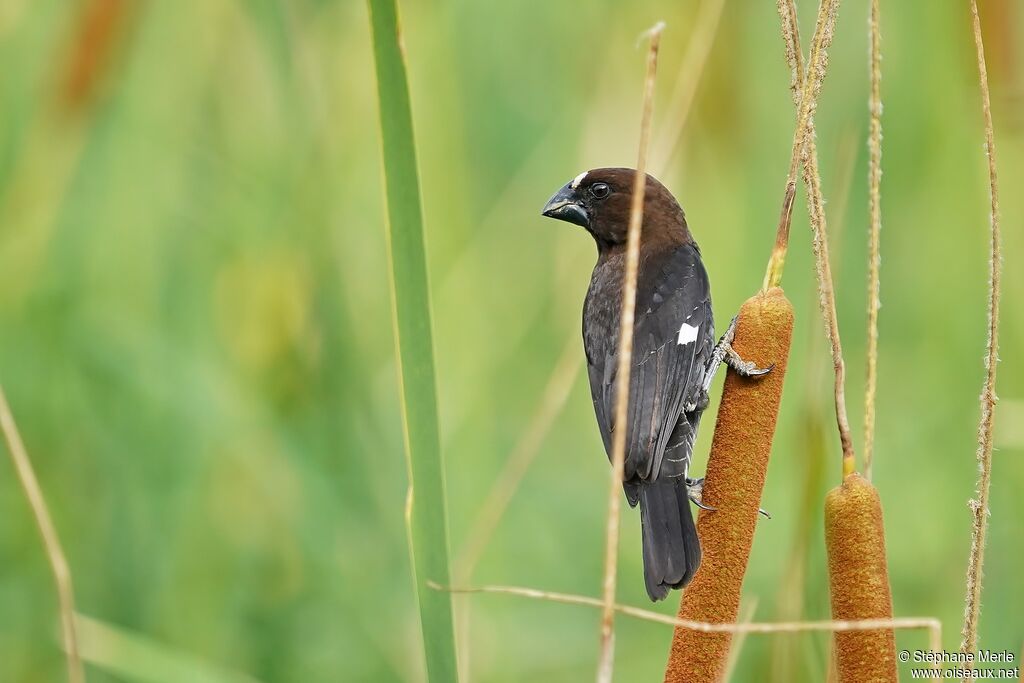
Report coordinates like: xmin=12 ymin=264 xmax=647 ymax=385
xmin=588 ymin=244 xmax=714 ymax=484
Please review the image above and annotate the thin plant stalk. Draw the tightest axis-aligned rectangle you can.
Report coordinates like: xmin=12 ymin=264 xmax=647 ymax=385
xmin=75 ymin=613 xmax=260 ymax=683
xmin=776 ymin=0 xmax=855 ymax=475
xmin=366 ymin=0 xmax=459 ymax=679
xmin=597 ymin=22 xmax=664 ymax=683
xmin=437 ymin=582 xmax=940 ymax=648
xmin=0 ymin=386 xmax=84 ymax=683
xmin=863 ymin=0 xmax=882 ymax=481
xmin=763 ymin=0 xmax=841 ymax=293
xmin=960 ymin=0 xmax=1002 ymax=662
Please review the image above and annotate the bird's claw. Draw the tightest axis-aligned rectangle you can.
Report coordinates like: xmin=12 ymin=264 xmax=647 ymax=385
xmin=726 ymin=351 xmax=774 ymax=378
xmin=685 ymin=477 xmax=720 ymax=511
xmin=685 ymin=477 xmax=712 ymax=510
xmin=701 ymin=315 xmax=773 ymax=392
xmin=686 ymin=477 xmax=772 ymax=518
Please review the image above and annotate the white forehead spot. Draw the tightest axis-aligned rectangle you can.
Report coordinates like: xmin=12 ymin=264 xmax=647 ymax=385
xmin=677 ymin=322 xmax=699 ymax=346
xmin=571 ymin=171 xmax=589 ymax=190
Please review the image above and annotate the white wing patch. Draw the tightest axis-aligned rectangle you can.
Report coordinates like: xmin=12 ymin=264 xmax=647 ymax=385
xmin=570 ymin=171 xmax=589 ymax=189
xmin=677 ymin=322 xmax=699 ymax=346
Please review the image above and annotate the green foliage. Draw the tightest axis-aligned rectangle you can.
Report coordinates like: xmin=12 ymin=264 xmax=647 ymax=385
xmin=367 ymin=0 xmax=458 ymax=680
xmin=77 ymin=614 xmax=261 ymax=683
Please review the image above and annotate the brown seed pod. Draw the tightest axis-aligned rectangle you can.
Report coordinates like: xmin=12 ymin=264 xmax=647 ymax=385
xmin=825 ymin=472 xmax=897 ymax=682
xmin=664 ymin=287 xmax=794 ymax=683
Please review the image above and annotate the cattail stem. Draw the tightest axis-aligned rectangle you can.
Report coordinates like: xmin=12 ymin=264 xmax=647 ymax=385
xmin=777 ymin=0 xmax=855 ymax=474
xmin=596 ymin=22 xmax=663 ymax=683
xmin=664 ymin=289 xmax=794 ymax=682
xmin=777 ymin=2 xmax=897 ymax=679
xmin=960 ymin=0 xmax=1002 ymax=662
xmin=863 ymin=0 xmax=883 ymax=482
xmin=763 ymin=0 xmax=841 ymax=292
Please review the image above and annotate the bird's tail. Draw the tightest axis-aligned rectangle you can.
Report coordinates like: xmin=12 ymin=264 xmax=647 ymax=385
xmin=638 ymin=477 xmax=700 ymax=601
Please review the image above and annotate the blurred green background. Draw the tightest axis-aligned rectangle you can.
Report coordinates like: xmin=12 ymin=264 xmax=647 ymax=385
xmin=1 ymin=0 xmax=1022 ymax=681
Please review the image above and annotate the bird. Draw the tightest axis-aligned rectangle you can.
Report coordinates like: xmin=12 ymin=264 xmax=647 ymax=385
xmin=541 ymin=168 xmax=768 ymax=601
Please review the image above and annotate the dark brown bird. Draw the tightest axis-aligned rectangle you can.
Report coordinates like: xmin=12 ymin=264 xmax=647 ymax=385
xmin=542 ymin=168 xmax=767 ymax=601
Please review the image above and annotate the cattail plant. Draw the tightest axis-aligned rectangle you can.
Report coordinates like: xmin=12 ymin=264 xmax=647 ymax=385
xmin=825 ymin=473 xmax=897 ymax=681
xmin=664 ymin=290 xmax=793 ymax=683
xmin=664 ymin=0 xmax=841 ymax=677
xmin=58 ymin=0 xmax=137 ymax=113
xmin=793 ymin=0 xmax=897 ymax=678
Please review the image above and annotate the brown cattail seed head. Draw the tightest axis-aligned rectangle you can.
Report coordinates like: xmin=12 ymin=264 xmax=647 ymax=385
xmin=825 ymin=472 xmax=897 ymax=682
xmin=665 ymin=287 xmax=794 ymax=683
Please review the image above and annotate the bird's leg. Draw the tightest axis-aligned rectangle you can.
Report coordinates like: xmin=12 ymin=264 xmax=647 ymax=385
xmin=702 ymin=315 xmax=773 ymax=394
xmin=685 ymin=476 xmax=771 ymax=518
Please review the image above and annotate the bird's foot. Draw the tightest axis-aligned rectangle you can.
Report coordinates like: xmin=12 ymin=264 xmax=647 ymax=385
xmin=701 ymin=315 xmax=773 ymax=390
xmin=685 ymin=477 xmax=716 ymax=511
xmin=725 ymin=347 xmax=774 ymax=378
xmin=685 ymin=476 xmax=771 ymax=518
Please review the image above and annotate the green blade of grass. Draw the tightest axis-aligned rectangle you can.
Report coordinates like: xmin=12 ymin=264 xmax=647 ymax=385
xmin=75 ymin=614 xmax=262 ymax=683
xmin=366 ymin=1 xmax=459 ymax=681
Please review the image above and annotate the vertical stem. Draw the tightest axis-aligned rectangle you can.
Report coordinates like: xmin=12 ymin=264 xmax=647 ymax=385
xmin=596 ymin=22 xmax=663 ymax=683
xmin=367 ymin=0 xmax=459 ymax=679
xmin=0 ymin=387 xmax=84 ymax=683
xmin=775 ymin=0 xmax=855 ymax=475
xmin=863 ymin=0 xmax=883 ymax=482
xmin=763 ymin=0 xmax=841 ymax=293
xmin=960 ymin=0 xmax=1002 ymax=664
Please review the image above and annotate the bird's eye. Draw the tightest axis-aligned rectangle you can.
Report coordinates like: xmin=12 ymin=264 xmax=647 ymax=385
xmin=590 ymin=183 xmax=610 ymax=199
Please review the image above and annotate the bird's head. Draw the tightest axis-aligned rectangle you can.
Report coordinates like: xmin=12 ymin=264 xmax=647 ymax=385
xmin=541 ymin=168 xmax=688 ymax=249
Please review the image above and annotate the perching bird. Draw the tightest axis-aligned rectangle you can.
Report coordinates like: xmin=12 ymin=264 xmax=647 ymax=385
xmin=541 ymin=168 xmax=767 ymax=601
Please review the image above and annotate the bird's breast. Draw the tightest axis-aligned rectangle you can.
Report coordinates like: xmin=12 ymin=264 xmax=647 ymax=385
xmin=583 ymin=258 xmax=624 ymax=361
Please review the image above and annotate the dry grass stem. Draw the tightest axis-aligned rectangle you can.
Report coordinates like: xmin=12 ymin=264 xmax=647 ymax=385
xmin=960 ymin=0 xmax=1002 ymax=661
xmin=762 ymin=0 xmax=840 ymax=291
xmin=665 ymin=288 xmax=794 ymax=682
xmin=0 ymin=386 xmax=85 ymax=683
xmin=597 ymin=22 xmax=663 ymax=683
xmin=654 ymin=0 xmax=727 ymax=175
xmin=777 ymin=0 xmax=855 ymax=474
xmin=864 ymin=0 xmax=883 ymax=481
xmin=434 ymin=582 xmax=939 ymax=646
